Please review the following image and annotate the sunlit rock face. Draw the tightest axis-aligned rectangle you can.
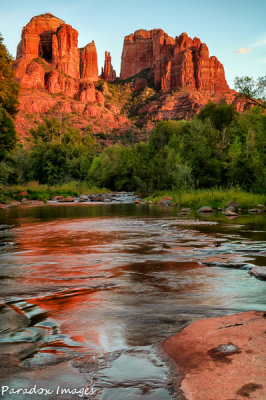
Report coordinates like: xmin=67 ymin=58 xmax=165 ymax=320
xmin=120 ymin=29 xmax=230 ymax=93
xmin=15 ymin=13 xmax=98 ymax=81
xmin=16 ymin=13 xmax=64 ymax=61
xmin=13 ymin=13 xmax=130 ymax=139
xmin=101 ymin=51 xmax=116 ymax=82
xmin=51 ymin=23 xmax=80 ymax=79
xmin=79 ymin=41 xmax=99 ymax=81
xmin=12 ymin=13 xmax=249 ymax=140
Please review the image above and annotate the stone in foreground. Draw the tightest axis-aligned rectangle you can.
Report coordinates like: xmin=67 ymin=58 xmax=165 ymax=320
xmin=162 ymin=311 xmax=266 ymax=400
xmin=249 ymin=266 xmax=266 ymax=280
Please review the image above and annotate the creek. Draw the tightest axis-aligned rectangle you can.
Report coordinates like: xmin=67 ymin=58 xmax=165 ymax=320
xmin=0 ymin=204 xmax=265 ymax=399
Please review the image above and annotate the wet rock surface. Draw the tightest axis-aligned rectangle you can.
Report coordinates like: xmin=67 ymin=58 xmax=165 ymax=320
xmin=162 ymin=311 xmax=266 ymax=400
xmin=249 ymin=266 xmax=266 ymax=280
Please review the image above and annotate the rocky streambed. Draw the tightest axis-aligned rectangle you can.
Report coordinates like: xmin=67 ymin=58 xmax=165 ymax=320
xmin=0 ymin=192 xmax=141 ymax=209
xmin=0 ymin=204 xmax=265 ymax=399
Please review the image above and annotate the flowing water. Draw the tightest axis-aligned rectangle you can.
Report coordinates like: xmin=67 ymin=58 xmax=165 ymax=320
xmin=0 ymin=204 xmax=265 ymax=399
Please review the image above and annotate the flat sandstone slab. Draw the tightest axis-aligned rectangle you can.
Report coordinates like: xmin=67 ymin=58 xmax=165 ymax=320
xmin=162 ymin=311 xmax=266 ymax=400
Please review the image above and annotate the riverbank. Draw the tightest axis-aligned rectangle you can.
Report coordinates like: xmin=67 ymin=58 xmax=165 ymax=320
xmin=162 ymin=311 xmax=266 ymax=400
xmin=0 ymin=182 xmax=110 ymax=205
xmin=146 ymin=188 xmax=266 ymax=210
xmin=1 ymin=184 xmax=265 ymax=212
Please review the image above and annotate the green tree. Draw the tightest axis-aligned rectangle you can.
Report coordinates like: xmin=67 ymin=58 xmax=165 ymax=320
xmin=29 ymin=118 xmax=98 ymax=184
xmin=149 ymin=120 xmax=184 ymax=154
xmin=0 ymin=105 xmax=17 ymax=160
xmin=90 ymin=145 xmax=135 ymax=190
xmin=0 ymin=34 xmax=19 ymax=186
xmin=225 ymin=107 xmax=266 ymax=191
xmin=0 ymin=33 xmax=20 ymax=117
xmin=198 ymin=102 xmax=237 ymax=130
xmin=234 ymin=76 xmax=266 ymax=109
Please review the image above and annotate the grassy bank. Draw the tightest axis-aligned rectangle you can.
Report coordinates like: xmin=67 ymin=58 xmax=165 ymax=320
xmin=1 ymin=183 xmax=265 ymax=210
xmin=146 ymin=188 xmax=266 ymax=210
xmin=1 ymin=181 xmax=110 ymax=203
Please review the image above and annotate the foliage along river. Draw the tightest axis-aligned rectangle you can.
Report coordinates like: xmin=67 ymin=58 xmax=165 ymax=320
xmin=0 ymin=204 xmax=265 ymax=399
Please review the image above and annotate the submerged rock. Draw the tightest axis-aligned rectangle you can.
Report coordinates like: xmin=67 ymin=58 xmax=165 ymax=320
xmin=180 ymin=208 xmax=191 ymax=214
xmin=249 ymin=266 xmax=266 ymax=281
xmin=0 ymin=304 xmax=30 ymax=332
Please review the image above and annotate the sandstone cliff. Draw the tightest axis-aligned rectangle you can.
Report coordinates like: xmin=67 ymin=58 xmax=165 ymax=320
xmin=14 ymin=13 xmax=129 ymax=139
xmin=13 ymin=14 xmax=250 ymax=141
xmin=80 ymin=41 xmax=98 ymax=81
xmin=120 ymin=29 xmax=229 ymax=93
xmin=16 ymin=13 xmax=98 ymax=80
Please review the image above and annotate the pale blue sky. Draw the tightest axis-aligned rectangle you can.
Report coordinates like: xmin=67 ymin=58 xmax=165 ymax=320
xmin=1 ymin=0 xmax=266 ymax=88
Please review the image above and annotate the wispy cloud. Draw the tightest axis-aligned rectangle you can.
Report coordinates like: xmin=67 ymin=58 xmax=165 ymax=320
xmin=253 ymin=33 xmax=266 ymax=47
xmin=235 ymin=48 xmax=252 ymax=54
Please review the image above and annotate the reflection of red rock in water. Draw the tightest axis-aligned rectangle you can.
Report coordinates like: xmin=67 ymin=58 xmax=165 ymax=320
xmin=28 ymin=290 xmax=109 ymax=352
xmin=162 ymin=311 xmax=266 ymax=400
xmin=14 ymin=220 xmax=123 ymax=352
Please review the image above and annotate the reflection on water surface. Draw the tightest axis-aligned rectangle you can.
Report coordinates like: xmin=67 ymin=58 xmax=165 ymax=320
xmin=0 ymin=204 xmax=265 ymax=399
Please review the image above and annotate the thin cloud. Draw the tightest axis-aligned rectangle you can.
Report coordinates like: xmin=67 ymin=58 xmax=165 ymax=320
xmin=235 ymin=48 xmax=252 ymax=54
xmin=253 ymin=33 xmax=266 ymax=47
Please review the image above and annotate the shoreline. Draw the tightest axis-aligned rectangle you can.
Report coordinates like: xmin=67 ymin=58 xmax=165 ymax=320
xmin=1 ymin=186 xmax=265 ymax=215
xmin=161 ymin=311 xmax=266 ymax=400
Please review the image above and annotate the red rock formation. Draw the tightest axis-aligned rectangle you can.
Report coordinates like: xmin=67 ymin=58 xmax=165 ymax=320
xmin=162 ymin=311 xmax=266 ymax=400
xmin=52 ymin=24 xmax=79 ymax=78
xmin=16 ymin=13 xmax=65 ymax=61
xmin=20 ymin=61 xmax=45 ymax=89
xmin=101 ymin=51 xmax=116 ymax=81
xmin=79 ymin=41 xmax=98 ymax=81
xmin=95 ymin=90 xmax=105 ymax=106
xmin=16 ymin=13 xmax=98 ymax=81
xmin=137 ymin=88 xmax=250 ymax=126
xmin=13 ymin=13 xmax=132 ymax=141
xmin=45 ymin=70 xmax=78 ymax=97
xmin=120 ymin=29 xmax=230 ymax=93
xmin=78 ymin=81 xmax=96 ymax=103
xmin=14 ymin=14 xmax=249 ymax=141
xmin=120 ymin=29 xmax=157 ymax=80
